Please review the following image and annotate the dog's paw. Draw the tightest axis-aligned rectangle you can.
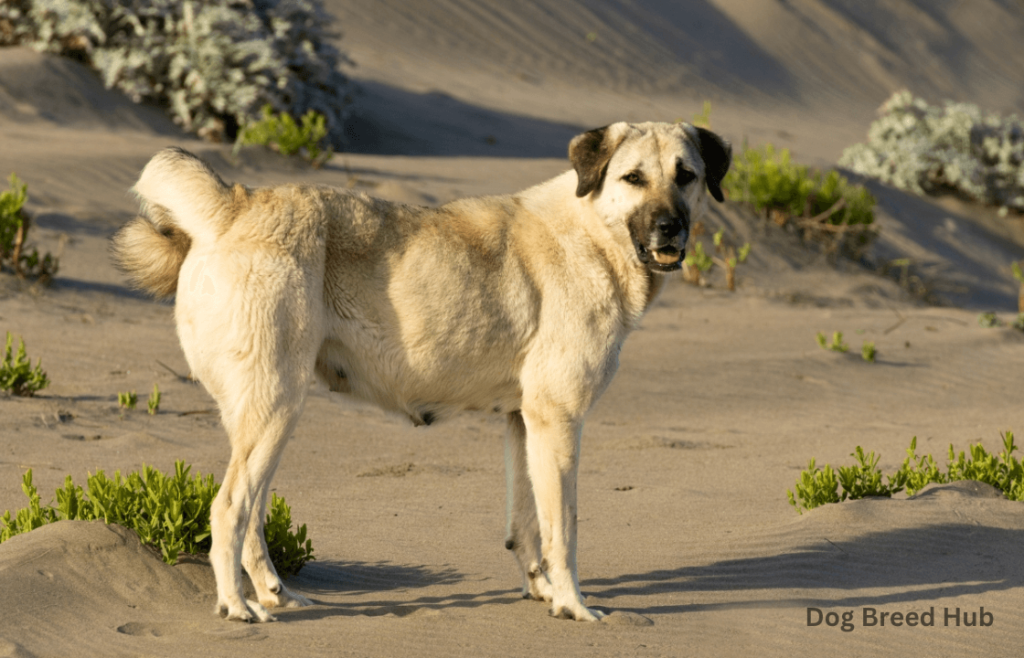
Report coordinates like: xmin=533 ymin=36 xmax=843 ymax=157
xmin=216 ymin=599 xmax=277 ymax=623
xmin=523 ymin=573 xmax=554 ymax=602
xmin=259 ymin=584 xmax=313 ymax=610
xmin=549 ymin=602 xmax=606 ymax=622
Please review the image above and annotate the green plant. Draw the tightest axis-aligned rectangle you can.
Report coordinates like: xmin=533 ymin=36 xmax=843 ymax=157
xmin=711 ymin=229 xmax=750 ymax=291
xmin=837 ymin=447 xmax=891 ymax=499
xmin=118 ymin=390 xmax=138 ymax=410
xmin=722 ymin=143 xmax=877 ymax=258
xmin=861 ymin=341 xmax=876 ymax=362
xmin=840 ymin=90 xmax=1024 ymax=214
xmin=1 ymin=332 xmax=49 ymax=397
xmin=692 ymin=100 xmax=712 ymax=129
xmin=786 ymin=459 xmax=841 ymax=512
xmin=682 ymin=240 xmax=714 ymax=286
xmin=978 ymin=312 xmax=999 ymax=328
xmin=788 ymin=431 xmax=1023 ymax=513
xmin=0 ymin=173 xmax=58 ymax=281
xmin=236 ymin=104 xmax=332 ymax=165
xmin=147 ymin=384 xmax=161 ymax=415
xmin=264 ymin=492 xmax=314 ymax=578
xmin=816 ymin=331 xmax=849 ymax=353
xmin=0 ymin=461 xmax=314 ymax=576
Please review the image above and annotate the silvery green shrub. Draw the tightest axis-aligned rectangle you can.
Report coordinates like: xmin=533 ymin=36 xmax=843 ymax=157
xmin=840 ymin=90 xmax=1024 ymax=214
xmin=0 ymin=0 xmax=349 ymax=145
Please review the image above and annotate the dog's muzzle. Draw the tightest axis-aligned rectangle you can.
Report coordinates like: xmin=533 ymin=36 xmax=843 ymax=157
xmin=633 ymin=213 xmax=688 ymax=272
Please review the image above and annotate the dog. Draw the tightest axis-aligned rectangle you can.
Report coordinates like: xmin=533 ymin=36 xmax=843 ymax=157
xmin=112 ymin=121 xmax=731 ymax=623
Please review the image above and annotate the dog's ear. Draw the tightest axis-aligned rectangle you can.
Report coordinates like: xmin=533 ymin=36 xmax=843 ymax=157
xmin=695 ymin=127 xmax=732 ymax=203
xmin=569 ymin=125 xmax=622 ymax=198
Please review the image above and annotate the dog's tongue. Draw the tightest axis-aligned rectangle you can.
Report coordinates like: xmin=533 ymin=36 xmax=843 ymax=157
xmin=652 ymin=248 xmax=680 ymax=265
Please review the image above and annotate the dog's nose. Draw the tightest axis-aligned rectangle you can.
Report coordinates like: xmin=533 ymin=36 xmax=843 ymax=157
xmin=656 ymin=215 xmax=683 ymax=238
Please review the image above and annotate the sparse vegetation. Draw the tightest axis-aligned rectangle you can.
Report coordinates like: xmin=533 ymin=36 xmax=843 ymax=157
xmin=0 ymin=0 xmax=349 ymax=144
xmin=681 ymin=229 xmax=750 ymax=291
xmin=816 ymin=331 xmax=849 ymax=353
xmin=0 ymin=173 xmax=58 ymax=282
xmin=840 ymin=90 xmax=1024 ymax=215
xmin=147 ymin=384 xmax=161 ymax=415
xmin=0 ymin=461 xmax=314 ymax=576
xmin=976 ymin=311 xmax=1024 ymax=330
xmin=692 ymin=100 xmax=713 ymax=129
xmin=682 ymin=241 xmax=714 ymax=286
xmin=788 ymin=432 xmax=1023 ymax=514
xmin=722 ymin=143 xmax=877 ymax=259
xmin=861 ymin=341 xmax=877 ymax=362
xmin=1 ymin=332 xmax=49 ymax=397
xmin=236 ymin=104 xmax=332 ymax=166
xmin=711 ymin=229 xmax=750 ymax=291
xmin=978 ymin=311 xmax=999 ymax=328
xmin=118 ymin=390 xmax=138 ymax=411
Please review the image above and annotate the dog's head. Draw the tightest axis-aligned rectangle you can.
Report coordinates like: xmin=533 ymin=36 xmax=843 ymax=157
xmin=569 ymin=122 xmax=731 ymax=272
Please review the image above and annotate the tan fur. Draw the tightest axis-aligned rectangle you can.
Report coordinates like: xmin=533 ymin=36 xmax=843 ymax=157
xmin=111 ymin=205 xmax=192 ymax=298
xmin=114 ymin=123 xmax=730 ymax=623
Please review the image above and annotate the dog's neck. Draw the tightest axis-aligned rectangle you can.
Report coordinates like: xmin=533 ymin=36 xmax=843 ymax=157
xmin=518 ymin=171 xmax=668 ymax=329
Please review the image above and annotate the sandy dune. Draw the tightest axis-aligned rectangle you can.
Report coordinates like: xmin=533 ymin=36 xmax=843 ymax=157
xmin=1 ymin=1 xmax=1024 ymax=656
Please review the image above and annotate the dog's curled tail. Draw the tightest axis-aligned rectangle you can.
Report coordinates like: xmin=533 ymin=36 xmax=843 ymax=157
xmin=112 ymin=148 xmax=233 ymax=298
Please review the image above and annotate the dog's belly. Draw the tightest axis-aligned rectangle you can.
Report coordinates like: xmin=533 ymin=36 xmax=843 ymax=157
xmin=315 ymin=329 xmax=525 ymax=426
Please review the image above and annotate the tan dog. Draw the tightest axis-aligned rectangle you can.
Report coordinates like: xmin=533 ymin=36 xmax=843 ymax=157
xmin=112 ymin=121 xmax=731 ymax=623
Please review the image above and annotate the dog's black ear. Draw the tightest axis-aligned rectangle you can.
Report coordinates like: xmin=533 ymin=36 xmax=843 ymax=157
xmin=569 ymin=126 xmax=615 ymax=198
xmin=695 ymin=127 xmax=732 ymax=203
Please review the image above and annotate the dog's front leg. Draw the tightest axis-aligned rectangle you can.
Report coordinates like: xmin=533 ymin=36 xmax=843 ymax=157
xmin=520 ymin=409 xmax=604 ymax=621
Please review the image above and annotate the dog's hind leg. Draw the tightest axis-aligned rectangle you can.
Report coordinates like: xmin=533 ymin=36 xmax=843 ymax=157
xmin=520 ymin=407 xmax=605 ymax=622
xmin=180 ymin=253 xmax=323 ymax=622
xmin=504 ymin=412 xmax=554 ymax=602
xmin=241 ymin=459 xmax=313 ymax=611
xmin=209 ymin=392 xmax=310 ymax=623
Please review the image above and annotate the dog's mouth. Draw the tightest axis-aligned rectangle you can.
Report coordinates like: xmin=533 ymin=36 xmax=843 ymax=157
xmin=633 ymin=239 xmax=683 ymax=272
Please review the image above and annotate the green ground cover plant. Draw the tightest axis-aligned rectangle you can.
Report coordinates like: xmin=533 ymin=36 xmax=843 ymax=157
xmin=0 ymin=461 xmax=314 ymax=577
xmin=0 ymin=0 xmax=349 ymax=145
xmin=147 ymin=384 xmax=161 ymax=415
xmin=722 ymin=143 xmax=877 ymax=259
xmin=682 ymin=240 xmax=713 ymax=286
xmin=815 ymin=331 xmax=849 ymax=353
xmin=977 ymin=311 xmax=1024 ymax=331
xmin=711 ymin=229 xmax=750 ymax=292
xmin=1 ymin=332 xmax=49 ymax=396
xmin=840 ymin=90 xmax=1024 ymax=215
xmin=236 ymin=104 xmax=332 ymax=165
xmin=682 ymin=229 xmax=750 ymax=290
xmin=118 ymin=390 xmax=138 ymax=410
xmin=788 ymin=431 xmax=1023 ymax=514
xmin=0 ymin=173 xmax=58 ymax=282
xmin=691 ymin=100 xmax=713 ymax=129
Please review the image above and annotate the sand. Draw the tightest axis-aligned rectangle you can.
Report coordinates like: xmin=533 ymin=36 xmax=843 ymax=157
xmin=1 ymin=1 xmax=1024 ymax=656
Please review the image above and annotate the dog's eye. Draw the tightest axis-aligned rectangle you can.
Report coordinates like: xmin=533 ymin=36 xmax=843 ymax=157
xmin=676 ymin=167 xmax=696 ymax=187
xmin=622 ymin=171 xmax=644 ymax=186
